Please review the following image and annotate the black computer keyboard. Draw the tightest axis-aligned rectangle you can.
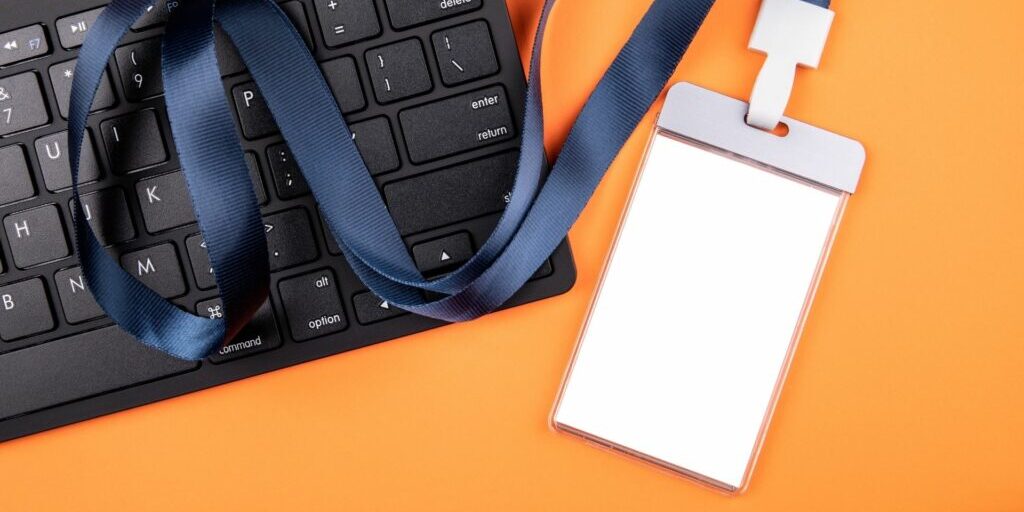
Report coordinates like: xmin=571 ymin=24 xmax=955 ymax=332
xmin=0 ymin=0 xmax=575 ymax=443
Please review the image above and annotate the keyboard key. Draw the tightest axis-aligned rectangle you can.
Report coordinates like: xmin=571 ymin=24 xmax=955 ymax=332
xmin=131 ymin=0 xmax=180 ymax=31
xmin=0 ymin=72 xmax=50 ymax=137
xmin=532 ymin=258 xmax=554 ymax=280
xmin=137 ymin=171 xmax=196 ymax=233
xmin=399 ymin=85 xmax=514 ymax=163
xmin=101 ymin=109 xmax=168 ymax=174
xmin=49 ymin=59 xmax=117 ymax=118
xmin=432 ymin=21 xmax=499 ymax=86
xmin=120 ymin=243 xmax=188 ymax=299
xmin=214 ymin=28 xmax=247 ymax=76
xmin=314 ymin=0 xmax=381 ymax=47
xmin=232 ymin=82 xmax=277 ymax=140
xmin=197 ymin=299 xmax=283 ymax=363
xmin=264 ymin=209 xmax=319 ymax=271
xmin=0 ymin=326 xmax=198 ymax=421
xmin=321 ymin=56 xmax=366 ymax=114
xmin=267 ymin=143 xmax=310 ymax=199
xmin=3 ymin=204 xmax=70 ymax=269
xmin=213 ymin=2 xmax=311 ymax=77
xmin=384 ymin=0 xmax=482 ymax=29
xmin=350 ymin=117 xmax=400 ymax=175
xmin=54 ymin=266 xmax=105 ymax=324
xmin=352 ymin=291 xmax=406 ymax=325
xmin=320 ymin=213 xmax=342 ymax=255
xmin=412 ymin=232 xmax=474 ymax=275
xmin=383 ymin=152 xmax=516 ymax=235
xmin=56 ymin=7 xmax=105 ymax=49
xmin=35 ymin=130 xmax=102 ymax=192
xmin=279 ymin=269 xmax=349 ymax=341
xmin=0 ymin=25 xmax=49 ymax=67
xmin=0 ymin=145 xmax=35 ymax=207
xmin=114 ymin=39 xmax=163 ymax=102
xmin=185 ymin=234 xmax=217 ymax=290
xmin=280 ymin=1 xmax=315 ymax=48
xmin=365 ymin=39 xmax=433 ymax=104
xmin=74 ymin=188 xmax=136 ymax=246
xmin=244 ymin=152 xmax=269 ymax=205
xmin=0 ymin=278 xmax=55 ymax=341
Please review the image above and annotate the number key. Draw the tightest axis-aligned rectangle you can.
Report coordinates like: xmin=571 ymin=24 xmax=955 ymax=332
xmin=0 ymin=72 xmax=50 ymax=137
xmin=49 ymin=59 xmax=117 ymax=118
xmin=115 ymin=39 xmax=163 ymax=102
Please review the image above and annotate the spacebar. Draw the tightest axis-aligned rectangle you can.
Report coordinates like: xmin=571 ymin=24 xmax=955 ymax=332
xmin=0 ymin=326 xmax=198 ymax=421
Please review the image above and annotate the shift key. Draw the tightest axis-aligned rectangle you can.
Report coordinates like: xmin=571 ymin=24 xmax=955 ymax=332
xmin=399 ymin=85 xmax=515 ymax=163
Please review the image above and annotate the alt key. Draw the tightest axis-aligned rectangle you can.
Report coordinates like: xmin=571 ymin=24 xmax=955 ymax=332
xmin=278 ymin=269 xmax=349 ymax=342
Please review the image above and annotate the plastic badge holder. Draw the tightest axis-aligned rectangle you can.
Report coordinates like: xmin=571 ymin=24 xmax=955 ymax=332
xmin=553 ymin=83 xmax=864 ymax=493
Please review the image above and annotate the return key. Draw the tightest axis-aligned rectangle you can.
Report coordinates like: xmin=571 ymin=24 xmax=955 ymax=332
xmin=399 ymin=85 xmax=515 ymax=163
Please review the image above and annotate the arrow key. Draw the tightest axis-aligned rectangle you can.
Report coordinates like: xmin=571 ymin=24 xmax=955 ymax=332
xmin=412 ymin=232 xmax=474 ymax=276
xmin=353 ymin=291 xmax=407 ymax=325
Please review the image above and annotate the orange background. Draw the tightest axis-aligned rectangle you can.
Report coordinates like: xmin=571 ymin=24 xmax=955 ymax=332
xmin=4 ymin=0 xmax=1024 ymax=510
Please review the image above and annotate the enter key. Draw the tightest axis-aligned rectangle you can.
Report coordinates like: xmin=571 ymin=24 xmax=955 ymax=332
xmin=399 ymin=85 xmax=515 ymax=163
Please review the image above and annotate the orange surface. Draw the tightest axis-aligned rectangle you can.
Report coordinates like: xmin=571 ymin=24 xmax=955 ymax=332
xmin=4 ymin=0 xmax=1024 ymax=510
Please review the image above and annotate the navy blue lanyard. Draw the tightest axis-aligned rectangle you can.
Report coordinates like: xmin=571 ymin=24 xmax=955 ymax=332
xmin=68 ymin=0 xmax=827 ymax=360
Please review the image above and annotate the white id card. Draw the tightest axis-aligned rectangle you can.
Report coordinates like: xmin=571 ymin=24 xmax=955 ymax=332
xmin=553 ymin=83 xmax=865 ymax=493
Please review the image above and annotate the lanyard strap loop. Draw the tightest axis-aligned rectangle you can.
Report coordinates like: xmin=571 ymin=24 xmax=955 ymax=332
xmin=69 ymin=0 xmax=718 ymax=359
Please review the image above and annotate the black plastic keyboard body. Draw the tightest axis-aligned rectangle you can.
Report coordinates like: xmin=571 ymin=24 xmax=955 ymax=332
xmin=0 ymin=0 xmax=575 ymax=443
